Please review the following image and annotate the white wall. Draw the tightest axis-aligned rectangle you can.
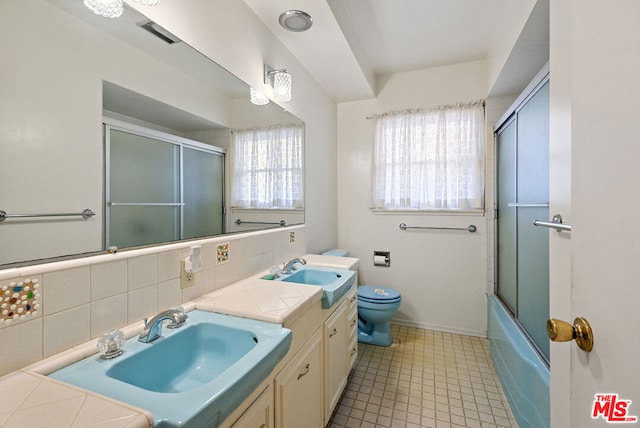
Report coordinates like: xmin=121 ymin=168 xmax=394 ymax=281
xmin=486 ymin=0 xmax=538 ymax=94
xmin=337 ymin=61 xmax=490 ymax=336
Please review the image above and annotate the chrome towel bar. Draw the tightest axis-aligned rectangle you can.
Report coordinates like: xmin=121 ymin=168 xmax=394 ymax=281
xmin=235 ymin=219 xmax=286 ymax=227
xmin=399 ymin=223 xmax=477 ymax=233
xmin=533 ymin=214 xmax=571 ymax=232
xmin=507 ymin=202 xmax=549 ymax=208
xmin=0 ymin=208 xmax=95 ymax=222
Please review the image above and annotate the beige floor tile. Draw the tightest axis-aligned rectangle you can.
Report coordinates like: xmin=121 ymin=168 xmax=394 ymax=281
xmin=327 ymin=325 xmax=518 ymax=428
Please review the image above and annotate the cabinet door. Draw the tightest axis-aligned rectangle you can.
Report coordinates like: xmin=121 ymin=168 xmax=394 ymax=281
xmin=324 ymin=300 xmax=348 ymax=421
xmin=274 ymin=328 xmax=323 ymax=428
xmin=231 ymin=384 xmax=272 ymax=428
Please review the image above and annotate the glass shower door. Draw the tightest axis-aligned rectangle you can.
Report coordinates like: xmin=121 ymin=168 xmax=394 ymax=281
xmin=108 ymin=129 xmax=181 ymax=248
xmin=183 ymin=147 xmax=224 ymax=239
xmin=496 ymin=79 xmax=550 ymax=361
xmin=106 ymin=123 xmax=225 ymax=249
xmin=516 ymin=80 xmax=550 ymax=359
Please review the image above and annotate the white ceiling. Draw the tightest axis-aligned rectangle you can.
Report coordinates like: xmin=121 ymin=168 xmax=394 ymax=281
xmin=244 ymin=0 xmax=510 ymax=102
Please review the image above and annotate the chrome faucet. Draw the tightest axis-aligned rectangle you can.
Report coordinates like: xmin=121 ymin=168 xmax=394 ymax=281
xmin=282 ymin=257 xmax=307 ymax=274
xmin=138 ymin=308 xmax=188 ymax=343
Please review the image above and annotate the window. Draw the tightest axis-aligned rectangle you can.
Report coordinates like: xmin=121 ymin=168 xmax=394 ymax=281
xmin=231 ymin=124 xmax=304 ymax=209
xmin=372 ymin=103 xmax=485 ymax=210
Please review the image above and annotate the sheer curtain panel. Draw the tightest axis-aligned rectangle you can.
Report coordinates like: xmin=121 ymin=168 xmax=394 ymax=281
xmin=231 ymin=124 xmax=304 ymax=209
xmin=372 ymin=102 xmax=485 ymax=210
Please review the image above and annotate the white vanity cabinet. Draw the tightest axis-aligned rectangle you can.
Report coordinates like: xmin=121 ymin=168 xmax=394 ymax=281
xmin=323 ymin=299 xmax=349 ymax=421
xmin=274 ymin=328 xmax=324 ymax=428
xmin=231 ymin=384 xmax=273 ymax=428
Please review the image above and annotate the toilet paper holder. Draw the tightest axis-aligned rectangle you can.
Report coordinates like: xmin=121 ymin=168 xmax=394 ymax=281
xmin=373 ymin=251 xmax=391 ymax=267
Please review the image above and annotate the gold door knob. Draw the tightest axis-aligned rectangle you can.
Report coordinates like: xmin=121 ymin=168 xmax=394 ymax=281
xmin=547 ymin=317 xmax=594 ymax=352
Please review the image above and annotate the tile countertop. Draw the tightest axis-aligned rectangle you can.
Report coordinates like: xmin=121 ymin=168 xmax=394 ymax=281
xmin=0 ymin=255 xmax=356 ymax=427
xmin=195 ymin=254 xmax=357 ymax=326
xmin=196 ymin=273 xmax=323 ymax=327
xmin=0 ymin=371 xmax=153 ymax=428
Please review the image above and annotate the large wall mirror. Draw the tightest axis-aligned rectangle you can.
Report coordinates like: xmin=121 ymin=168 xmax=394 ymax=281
xmin=0 ymin=0 xmax=304 ymax=267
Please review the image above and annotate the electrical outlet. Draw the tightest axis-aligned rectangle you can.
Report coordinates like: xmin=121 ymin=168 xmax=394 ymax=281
xmin=181 ymin=259 xmax=195 ymax=288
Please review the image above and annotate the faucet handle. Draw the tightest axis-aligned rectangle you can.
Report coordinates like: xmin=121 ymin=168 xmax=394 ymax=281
xmin=97 ymin=330 xmax=125 ymax=359
xmin=171 ymin=306 xmax=188 ymax=321
xmin=170 ymin=305 xmax=186 ymax=315
xmin=166 ymin=306 xmax=188 ymax=329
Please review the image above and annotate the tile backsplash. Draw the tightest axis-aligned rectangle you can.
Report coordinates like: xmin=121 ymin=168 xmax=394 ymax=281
xmin=0 ymin=226 xmax=306 ymax=376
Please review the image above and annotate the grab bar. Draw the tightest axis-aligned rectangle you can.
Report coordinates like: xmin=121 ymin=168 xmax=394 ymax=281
xmin=399 ymin=223 xmax=477 ymax=233
xmin=235 ymin=219 xmax=286 ymax=227
xmin=0 ymin=208 xmax=96 ymax=222
xmin=533 ymin=214 xmax=571 ymax=232
xmin=109 ymin=202 xmax=185 ymax=206
xmin=507 ymin=202 xmax=549 ymax=208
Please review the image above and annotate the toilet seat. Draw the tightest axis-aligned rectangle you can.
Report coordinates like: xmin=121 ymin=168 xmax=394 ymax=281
xmin=358 ymin=285 xmax=402 ymax=304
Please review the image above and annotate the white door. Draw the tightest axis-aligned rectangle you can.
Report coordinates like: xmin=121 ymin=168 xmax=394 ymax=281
xmin=550 ymin=1 xmax=640 ymax=426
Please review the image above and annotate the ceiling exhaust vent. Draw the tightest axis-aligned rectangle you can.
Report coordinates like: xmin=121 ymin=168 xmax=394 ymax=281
xmin=137 ymin=20 xmax=182 ymax=44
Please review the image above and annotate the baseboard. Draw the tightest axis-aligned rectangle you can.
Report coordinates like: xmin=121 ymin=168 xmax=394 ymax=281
xmin=391 ymin=318 xmax=487 ymax=338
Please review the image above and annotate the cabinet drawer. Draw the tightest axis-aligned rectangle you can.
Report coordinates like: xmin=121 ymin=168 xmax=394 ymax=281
xmin=346 ymin=285 xmax=358 ymax=312
xmin=347 ymin=336 xmax=358 ymax=370
xmin=347 ymin=307 xmax=358 ymax=337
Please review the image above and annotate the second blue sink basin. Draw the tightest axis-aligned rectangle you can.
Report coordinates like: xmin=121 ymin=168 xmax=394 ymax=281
xmin=281 ymin=268 xmax=344 ymax=286
xmin=278 ymin=266 xmax=355 ymax=308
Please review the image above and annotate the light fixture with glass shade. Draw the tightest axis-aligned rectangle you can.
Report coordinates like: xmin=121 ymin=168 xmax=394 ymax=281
xmin=83 ymin=0 xmax=124 ymax=18
xmin=264 ymin=65 xmax=292 ymax=102
xmin=250 ymin=87 xmax=269 ymax=106
xmin=132 ymin=0 xmax=160 ymax=5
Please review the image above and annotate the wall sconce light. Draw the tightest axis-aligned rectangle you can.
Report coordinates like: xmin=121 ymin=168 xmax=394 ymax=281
xmin=264 ymin=65 xmax=292 ymax=102
xmin=250 ymin=87 xmax=269 ymax=106
xmin=84 ymin=0 xmax=159 ymax=19
xmin=83 ymin=0 xmax=124 ymax=18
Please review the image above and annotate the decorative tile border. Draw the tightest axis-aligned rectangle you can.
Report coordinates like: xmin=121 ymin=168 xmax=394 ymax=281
xmin=216 ymin=242 xmax=230 ymax=264
xmin=1 ymin=279 xmax=40 ymax=325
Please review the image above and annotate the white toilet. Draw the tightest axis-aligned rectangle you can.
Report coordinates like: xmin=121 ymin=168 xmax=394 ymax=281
xmin=357 ymin=285 xmax=402 ymax=347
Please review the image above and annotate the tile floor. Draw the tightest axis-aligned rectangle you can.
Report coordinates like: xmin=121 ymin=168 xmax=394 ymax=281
xmin=328 ymin=325 xmax=518 ymax=428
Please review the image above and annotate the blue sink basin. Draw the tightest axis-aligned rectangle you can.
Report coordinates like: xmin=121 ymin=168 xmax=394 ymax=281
xmin=278 ymin=266 xmax=355 ymax=308
xmin=281 ymin=269 xmax=344 ymax=286
xmin=50 ymin=310 xmax=291 ymax=427
xmin=107 ymin=323 xmax=257 ymax=393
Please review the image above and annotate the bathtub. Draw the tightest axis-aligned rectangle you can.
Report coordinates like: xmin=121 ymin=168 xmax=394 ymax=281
xmin=487 ymin=295 xmax=549 ymax=428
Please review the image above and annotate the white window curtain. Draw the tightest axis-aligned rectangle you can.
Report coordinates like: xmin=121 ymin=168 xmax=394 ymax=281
xmin=372 ymin=102 xmax=485 ymax=210
xmin=231 ymin=124 xmax=304 ymax=209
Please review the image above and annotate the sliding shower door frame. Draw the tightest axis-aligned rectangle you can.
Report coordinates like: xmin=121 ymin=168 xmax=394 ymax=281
xmin=493 ymin=63 xmax=550 ymax=366
xmin=104 ymin=116 xmax=226 ymax=249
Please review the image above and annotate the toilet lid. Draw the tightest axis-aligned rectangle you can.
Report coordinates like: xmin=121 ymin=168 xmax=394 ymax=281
xmin=358 ymin=285 xmax=402 ymax=303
